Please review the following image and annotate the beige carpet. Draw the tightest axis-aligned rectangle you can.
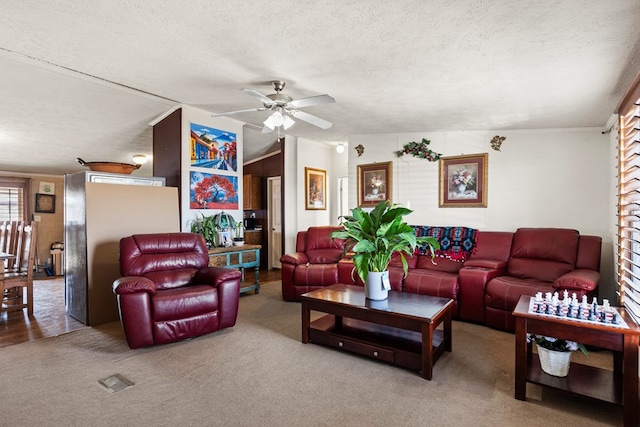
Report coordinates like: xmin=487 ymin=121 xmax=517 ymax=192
xmin=0 ymin=281 xmax=623 ymax=426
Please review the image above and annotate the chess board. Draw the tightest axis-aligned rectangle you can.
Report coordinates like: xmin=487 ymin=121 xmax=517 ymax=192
xmin=527 ymin=298 xmax=630 ymax=329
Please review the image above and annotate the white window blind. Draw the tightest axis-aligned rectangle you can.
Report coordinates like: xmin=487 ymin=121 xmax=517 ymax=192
xmin=0 ymin=177 xmax=29 ymax=222
xmin=0 ymin=186 xmax=24 ymax=221
xmin=618 ymin=85 xmax=640 ymax=323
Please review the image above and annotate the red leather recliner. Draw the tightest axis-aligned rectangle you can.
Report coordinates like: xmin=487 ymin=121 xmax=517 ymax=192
xmin=280 ymin=226 xmax=345 ymax=301
xmin=112 ymin=232 xmax=242 ymax=349
xmin=482 ymin=228 xmax=601 ymax=332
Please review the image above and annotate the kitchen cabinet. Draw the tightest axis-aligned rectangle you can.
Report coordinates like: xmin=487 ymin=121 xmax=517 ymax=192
xmin=244 ymin=230 xmax=262 ymax=245
xmin=243 ymin=174 xmax=262 ymax=210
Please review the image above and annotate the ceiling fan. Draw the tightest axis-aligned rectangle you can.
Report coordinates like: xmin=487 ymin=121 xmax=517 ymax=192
xmin=212 ymin=80 xmax=335 ymax=133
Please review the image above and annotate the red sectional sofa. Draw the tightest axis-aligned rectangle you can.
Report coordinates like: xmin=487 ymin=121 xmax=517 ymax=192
xmin=280 ymin=226 xmax=602 ymax=332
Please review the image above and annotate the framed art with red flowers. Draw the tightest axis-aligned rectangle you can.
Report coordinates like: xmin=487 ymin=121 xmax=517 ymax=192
xmin=357 ymin=161 xmax=392 ymax=207
xmin=439 ymin=153 xmax=488 ymax=208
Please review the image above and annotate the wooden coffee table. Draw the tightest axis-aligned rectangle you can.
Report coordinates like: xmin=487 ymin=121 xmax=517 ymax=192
xmin=301 ymin=284 xmax=454 ymax=380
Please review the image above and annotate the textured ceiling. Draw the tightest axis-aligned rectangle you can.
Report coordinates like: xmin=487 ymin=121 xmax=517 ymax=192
xmin=0 ymin=1 xmax=639 ymax=175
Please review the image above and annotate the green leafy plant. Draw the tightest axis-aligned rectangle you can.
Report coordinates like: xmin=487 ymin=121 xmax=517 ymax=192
xmin=394 ymin=138 xmax=442 ymax=161
xmin=527 ymin=334 xmax=588 ymax=355
xmin=189 ymin=213 xmax=217 ymax=247
xmin=331 ymin=200 xmax=440 ymax=283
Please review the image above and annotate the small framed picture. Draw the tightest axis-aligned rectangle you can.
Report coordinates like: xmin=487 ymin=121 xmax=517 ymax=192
xmin=357 ymin=161 xmax=392 ymax=207
xmin=305 ymin=167 xmax=326 ymax=210
xmin=35 ymin=193 xmax=56 ymax=213
xmin=439 ymin=153 xmax=488 ymax=208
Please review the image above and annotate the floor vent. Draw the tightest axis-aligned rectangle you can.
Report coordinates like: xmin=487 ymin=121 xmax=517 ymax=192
xmin=98 ymin=374 xmax=134 ymax=393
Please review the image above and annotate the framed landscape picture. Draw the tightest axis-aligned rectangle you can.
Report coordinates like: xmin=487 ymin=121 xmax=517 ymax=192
xmin=439 ymin=153 xmax=488 ymax=208
xmin=305 ymin=167 xmax=326 ymax=210
xmin=357 ymin=161 xmax=392 ymax=207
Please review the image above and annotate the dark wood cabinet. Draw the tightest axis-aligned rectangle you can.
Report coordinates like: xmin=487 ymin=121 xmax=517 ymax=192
xmin=243 ymin=174 xmax=262 ymax=210
xmin=244 ymin=230 xmax=262 ymax=245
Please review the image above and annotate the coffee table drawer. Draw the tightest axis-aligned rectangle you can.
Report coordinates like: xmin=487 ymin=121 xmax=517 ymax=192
xmin=328 ymin=334 xmax=394 ymax=363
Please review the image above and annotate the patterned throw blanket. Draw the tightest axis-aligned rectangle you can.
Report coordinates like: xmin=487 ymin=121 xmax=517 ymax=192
xmin=411 ymin=226 xmax=479 ymax=262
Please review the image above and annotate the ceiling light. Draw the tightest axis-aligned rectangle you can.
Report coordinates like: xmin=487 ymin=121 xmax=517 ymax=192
xmin=336 ymin=143 xmax=345 ymax=154
xmin=264 ymin=109 xmax=295 ymax=131
xmin=132 ymin=154 xmax=148 ymax=164
xmin=282 ymin=115 xmax=295 ymax=130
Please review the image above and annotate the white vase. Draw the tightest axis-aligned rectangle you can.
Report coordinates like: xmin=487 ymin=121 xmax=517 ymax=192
xmin=536 ymin=344 xmax=572 ymax=377
xmin=365 ymin=271 xmax=389 ymax=300
xmin=457 ymin=183 xmax=466 ymax=194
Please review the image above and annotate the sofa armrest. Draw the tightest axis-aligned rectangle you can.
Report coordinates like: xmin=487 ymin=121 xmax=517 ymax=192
xmin=194 ymin=267 xmax=242 ymax=287
xmin=280 ymin=252 xmax=309 ymax=265
xmin=112 ymin=276 xmax=156 ymax=295
xmin=553 ymin=269 xmax=600 ymax=293
xmin=458 ymin=263 xmax=506 ymax=323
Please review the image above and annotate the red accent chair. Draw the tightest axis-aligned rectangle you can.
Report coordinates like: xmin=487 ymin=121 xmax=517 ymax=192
xmin=280 ymin=226 xmax=345 ymax=301
xmin=113 ymin=232 xmax=241 ymax=349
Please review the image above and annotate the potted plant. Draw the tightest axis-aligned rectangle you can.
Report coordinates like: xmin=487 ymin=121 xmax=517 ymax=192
xmin=233 ymin=221 xmax=245 ymax=246
xmin=189 ymin=213 xmax=217 ymax=248
xmin=527 ymin=334 xmax=588 ymax=377
xmin=331 ymin=200 xmax=439 ymax=300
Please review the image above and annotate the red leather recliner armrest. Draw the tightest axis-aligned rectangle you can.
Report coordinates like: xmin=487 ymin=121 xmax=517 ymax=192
xmin=112 ymin=276 xmax=156 ymax=295
xmin=280 ymin=252 xmax=309 ymax=265
xmin=553 ymin=269 xmax=600 ymax=293
xmin=194 ymin=267 xmax=242 ymax=287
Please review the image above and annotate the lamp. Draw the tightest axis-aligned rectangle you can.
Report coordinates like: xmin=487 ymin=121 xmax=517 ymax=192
xmin=336 ymin=143 xmax=345 ymax=154
xmin=132 ymin=154 xmax=148 ymax=164
xmin=263 ymin=109 xmax=295 ymax=131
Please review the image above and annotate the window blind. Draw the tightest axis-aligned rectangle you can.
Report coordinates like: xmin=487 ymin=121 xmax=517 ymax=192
xmin=618 ymin=89 xmax=640 ymax=323
xmin=0 ymin=186 xmax=24 ymax=221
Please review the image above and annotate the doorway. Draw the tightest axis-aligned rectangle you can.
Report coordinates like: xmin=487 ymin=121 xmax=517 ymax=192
xmin=267 ymin=176 xmax=282 ymax=269
xmin=338 ymin=176 xmax=349 ymax=218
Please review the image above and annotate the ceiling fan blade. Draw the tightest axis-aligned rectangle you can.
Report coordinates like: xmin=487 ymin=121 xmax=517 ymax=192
xmin=288 ymin=94 xmax=335 ymax=109
xmin=211 ymin=107 xmax=266 ymax=117
xmin=242 ymin=89 xmax=275 ymax=105
xmin=289 ymin=110 xmax=333 ymax=129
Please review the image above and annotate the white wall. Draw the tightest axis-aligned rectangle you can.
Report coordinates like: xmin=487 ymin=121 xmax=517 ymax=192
xmin=348 ymin=128 xmax=615 ymax=299
xmin=179 ymin=105 xmax=245 ymax=231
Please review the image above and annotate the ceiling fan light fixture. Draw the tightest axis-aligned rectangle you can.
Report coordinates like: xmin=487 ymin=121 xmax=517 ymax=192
xmin=132 ymin=154 xmax=148 ymax=164
xmin=282 ymin=114 xmax=295 ymax=130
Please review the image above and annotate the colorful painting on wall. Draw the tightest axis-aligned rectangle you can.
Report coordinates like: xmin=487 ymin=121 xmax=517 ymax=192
xmin=190 ymin=171 xmax=239 ymax=210
xmin=190 ymin=123 xmax=238 ymax=171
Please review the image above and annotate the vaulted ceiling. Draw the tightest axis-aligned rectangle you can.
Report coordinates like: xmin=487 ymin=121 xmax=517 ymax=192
xmin=1 ymin=1 xmax=639 ymax=175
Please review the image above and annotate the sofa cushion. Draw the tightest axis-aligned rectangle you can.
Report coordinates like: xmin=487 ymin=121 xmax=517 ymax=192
xmin=152 ymin=285 xmax=218 ymax=321
xmin=507 ymin=228 xmax=579 ymax=282
xmin=402 ymin=270 xmax=459 ymax=300
xmin=416 ymin=255 xmax=463 ymax=274
xmin=305 ymin=226 xmax=344 ymax=264
xmin=484 ymin=276 xmax=554 ymax=311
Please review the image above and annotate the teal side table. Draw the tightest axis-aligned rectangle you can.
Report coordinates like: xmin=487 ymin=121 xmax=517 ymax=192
xmin=208 ymin=244 xmax=261 ymax=294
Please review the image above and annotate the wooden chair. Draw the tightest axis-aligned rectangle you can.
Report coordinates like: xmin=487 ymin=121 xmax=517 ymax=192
xmin=1 ymin=221 xmax=37 ymax=316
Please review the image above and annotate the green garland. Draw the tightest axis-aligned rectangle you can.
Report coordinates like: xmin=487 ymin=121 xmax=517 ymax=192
xmin=394 ymin=138 xmax=442 ymax=161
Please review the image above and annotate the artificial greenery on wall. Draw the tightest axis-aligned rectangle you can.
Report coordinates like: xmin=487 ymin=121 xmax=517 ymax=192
xmin=394 ymin=138 xmax=442 ymax=161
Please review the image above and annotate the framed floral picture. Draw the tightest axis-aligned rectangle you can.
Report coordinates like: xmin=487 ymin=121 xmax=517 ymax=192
xmin=357 ymin=161 xmax=392 ymax=207
xmin=439 ymin=153 xmax=488 ymax=208
xmin=305 ymin=167 xmax=326 ymax=210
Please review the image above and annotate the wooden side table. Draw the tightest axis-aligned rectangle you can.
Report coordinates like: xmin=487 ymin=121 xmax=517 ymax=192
xmin=513 ymin=295 xmax=640 ymax=427
xmin=208 ymin=244 xmax=261 ymax=294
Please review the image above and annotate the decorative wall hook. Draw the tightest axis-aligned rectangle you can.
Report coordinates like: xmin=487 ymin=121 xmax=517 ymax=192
xmin=490 ymin=135 xmax=506 ymax=151
xmin=354 ymin=144 xmax=365 ymax=157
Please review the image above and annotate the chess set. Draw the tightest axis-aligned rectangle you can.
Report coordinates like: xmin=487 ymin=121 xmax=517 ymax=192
xmin=527 ymin=291 xmax=629 ymax=329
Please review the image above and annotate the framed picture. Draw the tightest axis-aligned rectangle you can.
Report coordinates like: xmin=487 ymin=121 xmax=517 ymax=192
xmin=35 ymin=193 xmax=56 ymax=213
xmin=305 ymin=167 xmax=326 ymax=210
xmin=439 ymin=153 xmax=488 ymax=208
xmin=357 ymin=161 xmax=392 ymax=207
